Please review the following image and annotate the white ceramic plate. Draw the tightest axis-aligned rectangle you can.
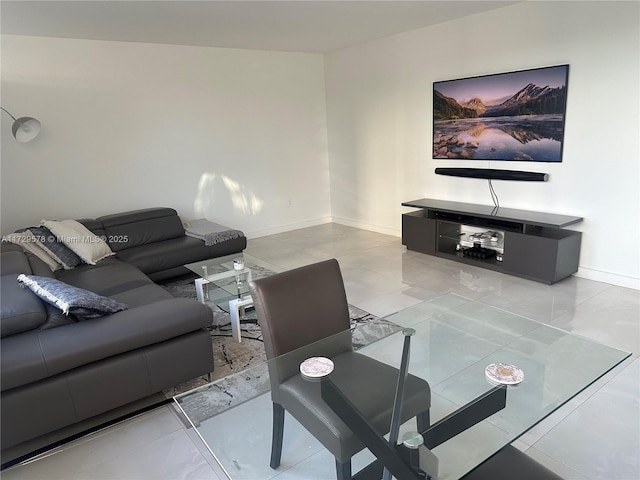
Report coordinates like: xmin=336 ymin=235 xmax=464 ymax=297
xmin=300 ymin=357 xmax=334 ymax=380
xmin=485 ymin=363 xmax=524 ymax=385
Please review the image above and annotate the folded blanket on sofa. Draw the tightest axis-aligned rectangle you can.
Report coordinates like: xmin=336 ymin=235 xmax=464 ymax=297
xmin=183 ymin=219 xmax=244 ymax=247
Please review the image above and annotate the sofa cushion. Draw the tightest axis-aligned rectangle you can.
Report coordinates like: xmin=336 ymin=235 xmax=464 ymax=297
xmin=1 ymin=242 xmax=22 ymax=254
xmin=108 ymin=284 xmax=173 ymax=306
xmin=39 ymin=302 xmax=79 ymax=330
xmin=1 ymin=250 xmax=50 ymax=337
xmin=116 ymin=235 xmax=247 ymax=275
xmin=42 ymin=220 xmax=114 ymax=265
xmin=17 ymin=274 xmax=128 ymax=319
xmin=2 ymin=232 xmax=62 ymax=272
xmin=1 ymin=249 xmax=33 ymax=276
xmin=0 ymin=298 xmax=212 ymax=391
xmin=1 ymin=274 xmax=48 ymax=337
xmin=55 ymin=257 xmax=156 ymax=301
xmin=97 ymin=208 xmax=185 ymax=252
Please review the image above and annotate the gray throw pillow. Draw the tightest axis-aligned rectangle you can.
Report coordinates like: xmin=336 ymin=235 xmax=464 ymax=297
xmin=17 ymin=274 xmax=128 ymax=320
xmin=27 ymin=226 xmax=83 ymax=270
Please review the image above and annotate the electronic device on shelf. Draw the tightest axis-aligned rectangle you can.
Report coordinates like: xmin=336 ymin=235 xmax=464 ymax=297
xmin=468 ymin=230 xmax=500 ymax=244
xmin=463 ymin=242 xmax=498 ymax=260
xmin=456 ymin=227 xmax=504 ymax=257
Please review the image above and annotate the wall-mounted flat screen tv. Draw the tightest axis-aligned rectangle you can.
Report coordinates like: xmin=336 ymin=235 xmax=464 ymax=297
xmin=433 ymin=65 xmax=568 ymax=162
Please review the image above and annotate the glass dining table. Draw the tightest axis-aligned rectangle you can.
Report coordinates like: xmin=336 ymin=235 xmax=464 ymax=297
xmin=174 ymin=293 xmax=631 ymax=479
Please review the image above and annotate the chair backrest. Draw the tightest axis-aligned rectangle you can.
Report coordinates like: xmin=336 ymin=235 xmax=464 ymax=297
xmin=250 ymin=258 xmax=352 ymax=360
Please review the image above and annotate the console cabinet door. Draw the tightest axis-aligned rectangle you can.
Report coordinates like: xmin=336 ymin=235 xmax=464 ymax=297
xmin=402 ymin=212 xmax=436 ymax=254
xmin=503 ymin=230 xmax=581 ymax=284
xmin=502 ymin=232 xmax=556 ymax=283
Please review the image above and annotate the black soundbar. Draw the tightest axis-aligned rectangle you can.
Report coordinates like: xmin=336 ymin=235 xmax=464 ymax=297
xmin=435 ymin=168 xmax=549 ymax=182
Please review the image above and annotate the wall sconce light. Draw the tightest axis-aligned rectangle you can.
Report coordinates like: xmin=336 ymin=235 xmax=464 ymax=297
xmin=1 ymin=107 xmax=41 ymax=143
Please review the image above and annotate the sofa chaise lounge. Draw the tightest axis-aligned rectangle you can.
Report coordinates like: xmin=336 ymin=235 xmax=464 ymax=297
xmin=1 ymin=207 xmax=246 ymax=464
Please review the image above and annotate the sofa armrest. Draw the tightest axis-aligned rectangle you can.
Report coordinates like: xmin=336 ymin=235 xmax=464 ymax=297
xmin=1 ymin=298 xmax=212 ymax=391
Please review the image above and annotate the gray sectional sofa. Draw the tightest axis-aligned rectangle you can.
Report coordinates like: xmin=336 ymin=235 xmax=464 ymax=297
xmin=1 ymin=207 xmax=247 ymax=464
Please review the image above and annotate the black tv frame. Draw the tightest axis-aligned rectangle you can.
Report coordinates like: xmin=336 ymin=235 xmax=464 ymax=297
xmin=433 ymin=65 xmax=569 ymax=162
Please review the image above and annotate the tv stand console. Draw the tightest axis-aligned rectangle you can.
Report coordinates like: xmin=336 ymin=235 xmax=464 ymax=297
xmin=402 ymin=198 xmax=583 ymax=284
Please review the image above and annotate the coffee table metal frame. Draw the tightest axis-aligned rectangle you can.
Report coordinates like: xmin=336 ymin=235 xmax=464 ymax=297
xmin=186 ymin=254 xmax=255 ymax=343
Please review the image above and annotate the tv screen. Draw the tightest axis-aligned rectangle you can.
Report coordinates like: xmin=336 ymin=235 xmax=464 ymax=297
xmin=433 ymin=65 xmax=569 ymax=162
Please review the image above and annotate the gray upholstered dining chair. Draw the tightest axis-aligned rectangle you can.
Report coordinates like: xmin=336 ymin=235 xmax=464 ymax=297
xmin=249 ymin=259 xmax=431 ymax=480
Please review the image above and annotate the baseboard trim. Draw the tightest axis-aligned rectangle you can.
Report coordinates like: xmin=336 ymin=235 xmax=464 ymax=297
xmin=245 ymin=217 xmax=332 ymax=239
xmin=575 ymin=267 xmax=639 ymax=290
xmin=331 ymin=217 xmax=401 ymax=238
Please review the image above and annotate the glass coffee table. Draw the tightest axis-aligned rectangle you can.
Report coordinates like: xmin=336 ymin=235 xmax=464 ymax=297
xmin=184 ymin=253 xmax=282 ymax=342
xmin=174 ymin=293 xmax=631 ymax=479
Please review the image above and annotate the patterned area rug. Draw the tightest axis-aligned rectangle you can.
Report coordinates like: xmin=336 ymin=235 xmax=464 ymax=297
xmin=160 ymin=273 xmax=400 ymax=400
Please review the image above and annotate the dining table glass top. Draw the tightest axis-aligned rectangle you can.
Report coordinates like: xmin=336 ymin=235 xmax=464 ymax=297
xmin=175 ymin=293 xmax=631 ymax=479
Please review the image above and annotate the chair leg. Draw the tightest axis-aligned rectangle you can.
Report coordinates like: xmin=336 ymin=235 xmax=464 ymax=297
xmin=270 ymin=403 xmax=285 ymax=469
xmin=417 ymin=410 xmax=430 ymax=434
xmin=335 ymin=459 xmax=352 ymax=480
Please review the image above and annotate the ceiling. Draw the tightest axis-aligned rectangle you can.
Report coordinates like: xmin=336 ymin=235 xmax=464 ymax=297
xmin=1 ymin=1 xmax=518 ymax=53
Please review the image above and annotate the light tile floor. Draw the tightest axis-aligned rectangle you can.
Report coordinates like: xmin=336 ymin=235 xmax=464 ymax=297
xmin=3 ymin=224 xmax=638 ymax=479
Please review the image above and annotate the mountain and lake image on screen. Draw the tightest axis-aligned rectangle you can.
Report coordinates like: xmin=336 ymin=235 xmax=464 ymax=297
xmin=433 ymin=65 xmax=568 ymax=162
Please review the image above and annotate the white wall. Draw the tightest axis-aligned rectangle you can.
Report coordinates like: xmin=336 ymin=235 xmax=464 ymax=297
xmin=1 ymin=35 xmax=331 ymax=237
xmin=2 ymin=2 xmax=638 ymax=288
xmin=324 ymin=1 xmax=640 ymax=288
